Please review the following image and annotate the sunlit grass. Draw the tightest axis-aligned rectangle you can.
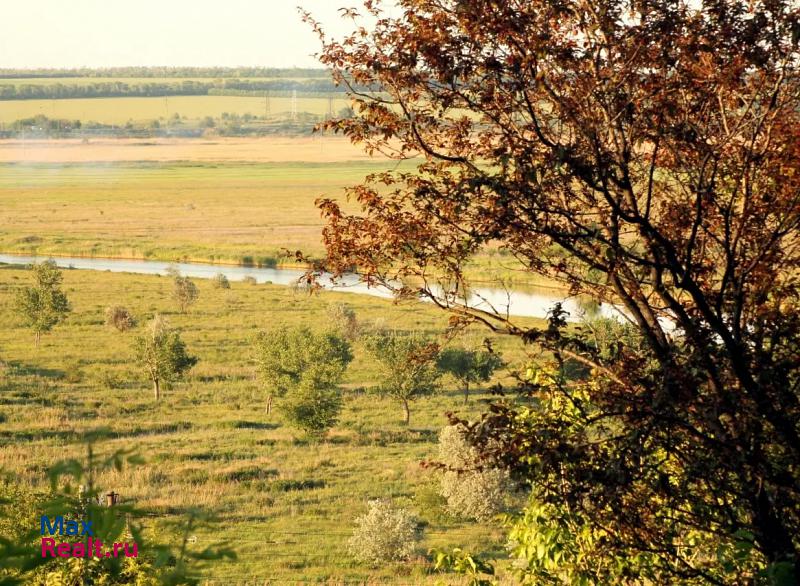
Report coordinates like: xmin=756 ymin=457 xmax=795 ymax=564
xmin=0 ymin=265 xmax=537 ymax=582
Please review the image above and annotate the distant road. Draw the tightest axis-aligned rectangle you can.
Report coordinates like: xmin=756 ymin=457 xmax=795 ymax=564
xmin=0 ymin=136 xmax=383 ymax=163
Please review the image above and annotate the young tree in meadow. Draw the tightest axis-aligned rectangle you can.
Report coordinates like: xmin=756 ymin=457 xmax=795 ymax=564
xmin=437 ymin=344 xmax=502 ymax=404
xmin=172 ymin=276 xmax=198 ymax=313
xmin=254 ymin=326 xmax=352 ymax=436
xmin=362 ymin=331 xmax=440 ymax=425
xmin=133 ymin=315 xmax=197 ymax=400
xmin=15 ymin=260 xmax=70 ymax=346
xmin=307 ymin=0 xmax=800 ymax=580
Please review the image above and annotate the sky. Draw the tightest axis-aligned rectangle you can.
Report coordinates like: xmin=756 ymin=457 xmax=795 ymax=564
xmin=0 ymin=0 xmax=362 ymax=69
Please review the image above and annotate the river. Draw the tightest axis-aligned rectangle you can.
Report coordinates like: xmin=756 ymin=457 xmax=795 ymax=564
xmin=0 ymin=253 xmax=618 ymax=321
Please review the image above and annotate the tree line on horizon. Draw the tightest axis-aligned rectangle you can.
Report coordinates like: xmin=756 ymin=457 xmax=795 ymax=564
xmin=0 ymin=78 xmax=349 ymax=101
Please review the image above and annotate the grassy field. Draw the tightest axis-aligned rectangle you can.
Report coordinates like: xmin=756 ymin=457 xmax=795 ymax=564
xmin=0 ymin=95 xmax=351 ymax=125
xmin=0 ymin=160 xmax=387 ymax=265
xmin=0 ymin=263 xmax=537 ymax=583
xmin=0 ymin=156 xmax=533 ymax=285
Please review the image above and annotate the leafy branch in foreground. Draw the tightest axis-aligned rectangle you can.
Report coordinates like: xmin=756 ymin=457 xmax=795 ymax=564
xmin=0 ymin=442 xmax=235 ymax=585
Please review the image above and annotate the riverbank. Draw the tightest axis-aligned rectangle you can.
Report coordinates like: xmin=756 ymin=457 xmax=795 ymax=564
xmin=0 ymin=253 xmax=607 ymax=321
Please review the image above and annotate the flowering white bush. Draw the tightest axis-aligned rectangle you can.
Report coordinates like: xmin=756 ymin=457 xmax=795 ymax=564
xmin=438 ymin=425 xmax=510 ymax=521
xmin=347 ymin=499 xmax=420 ymax=564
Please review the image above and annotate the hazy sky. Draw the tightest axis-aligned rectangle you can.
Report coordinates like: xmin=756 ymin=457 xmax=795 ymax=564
xmin=0 ymin=0 xmax=361 ymax=69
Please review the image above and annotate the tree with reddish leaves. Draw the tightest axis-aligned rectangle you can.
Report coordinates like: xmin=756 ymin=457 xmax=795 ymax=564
xmin=305 ymin=0 xmax=800 ymax=581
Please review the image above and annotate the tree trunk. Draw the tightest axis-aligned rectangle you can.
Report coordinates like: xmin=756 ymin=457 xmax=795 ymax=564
xmin=402 ymin=398 xmax=410 ymax=425
xmin=34 ymin=331 xmax=40 ymax=348
xmin=265 ymin=394 xmax=273 ymax=414
xmin=463 ymin=382 xmax=470 ymax=404
xmin=153 ymin=378 xmax=160 ymax=401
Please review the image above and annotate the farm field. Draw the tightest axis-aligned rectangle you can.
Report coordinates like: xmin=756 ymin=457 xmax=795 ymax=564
xmin=0 ymin=95 xmax=351 ymax=125
xmin=0 ymin=264 xmax=535 ymax=583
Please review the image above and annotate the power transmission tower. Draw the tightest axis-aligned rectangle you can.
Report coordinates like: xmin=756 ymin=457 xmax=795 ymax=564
xmin=290 ymin=90 xmax=297 ymax=121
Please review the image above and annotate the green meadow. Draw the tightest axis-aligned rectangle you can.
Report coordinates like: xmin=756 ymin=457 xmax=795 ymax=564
xmin=0 ymin=264 xmax=537 ymax=583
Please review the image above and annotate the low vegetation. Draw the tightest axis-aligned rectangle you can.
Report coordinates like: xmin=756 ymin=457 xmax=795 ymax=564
xmin=104 ymin=305 xmax=137 ymax=332
xmin=437 ymin=425 xmax=511 ymax=522
xmin=0 ymin=264 xmax=533 ymax=581
xmin=348 ymin=500 xmax=421 ymax=564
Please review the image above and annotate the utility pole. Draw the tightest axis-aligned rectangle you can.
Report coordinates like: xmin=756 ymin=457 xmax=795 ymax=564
xmin=290 ymin=90 xmax=297 ymax=122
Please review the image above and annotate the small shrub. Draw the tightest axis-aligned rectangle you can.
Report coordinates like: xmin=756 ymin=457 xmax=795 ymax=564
xmin=172 ymin=276 xmax=198 ymax=313
xmin=279 ymin=385 xmax=343 ymax=438
xmin=326 ymin=303 xmax=360 ymax=340
xmin=242 ymin=275 xmax=257 ymax=285
xmin=438 ymin=425 xmax=509 ymax=521
xmin=212 ymin=273 xmax=230 ymax=289
xmin=348 ymin=499 xmax=420 ymax=564
xmin=104 ymin=305 xmax=137 ymax=332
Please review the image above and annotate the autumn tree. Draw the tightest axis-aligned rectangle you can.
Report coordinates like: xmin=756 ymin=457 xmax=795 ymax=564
xmin=134 ymin=315 xmax=197 ymax=400
xmin=15 ymin=261 xmax=71 ymax=346
xmin=362 ymin=331 xmax=441 ymax=425
xmin=307 ymin=0 xmax=800 ymax=581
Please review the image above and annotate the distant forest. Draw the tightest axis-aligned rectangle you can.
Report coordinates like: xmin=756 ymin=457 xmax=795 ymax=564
xmin=0 ymin=68 xmax=351 ymax=101
xmin=0 ymin=67 xmax=329 ymax=79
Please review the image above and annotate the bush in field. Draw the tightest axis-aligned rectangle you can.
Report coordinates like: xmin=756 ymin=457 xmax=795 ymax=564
xmin=362 ymin=331 xmax=440 ymax=425
xmin=172 ymin=276 xmax=198 ymax=313
xmin=104 ymin=305 xmax=137 ymax=332
xmin=348 ymin=499 xmax=420 ymax=564
xmin=438 ymin=425 xmax=509 ymax=521
xmin=133 ymin=315 xmax=197 ymax=400
xmin=254 ymin=326 xmax=352 ymax=435
xmin=211 ymin=273 xmax=230 ymax=289
xmin=242 ymin=275 xmax=257 ymax=285
xmin=279 ymin=384 xmax=344 ymax=438
xmin=14 ymin=260 xmax=70 ymax=346
xmin=326 ymin=302 xmax=360 ymax=340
